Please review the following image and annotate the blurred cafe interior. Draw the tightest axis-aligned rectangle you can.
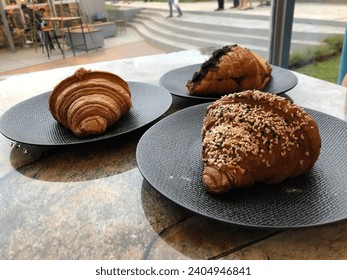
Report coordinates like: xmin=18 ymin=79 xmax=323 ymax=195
xmin=0 ymin=0 xmax=111 ymax=55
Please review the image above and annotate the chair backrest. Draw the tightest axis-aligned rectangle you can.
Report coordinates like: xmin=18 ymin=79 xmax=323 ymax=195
xmin=338 ymin=26 xmax=347 ymax=85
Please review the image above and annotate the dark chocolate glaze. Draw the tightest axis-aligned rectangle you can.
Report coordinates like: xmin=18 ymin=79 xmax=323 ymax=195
xmin=188 ymin=45 xmax=237 ymax=85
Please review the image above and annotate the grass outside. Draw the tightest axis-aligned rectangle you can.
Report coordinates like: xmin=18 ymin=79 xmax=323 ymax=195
xmin=293 ymin=54 xmax=341 ymax=84
xmin=289 ymin=35 xmax=344 ymax=84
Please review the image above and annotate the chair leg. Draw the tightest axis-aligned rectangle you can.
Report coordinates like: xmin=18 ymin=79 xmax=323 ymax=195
xmin=44 ymin=32 xmax=51 ymax=59
xmin=52 ymin=31 xmax=64 ymax=57
xmin=116 ymin=20 xmax=126 ymax=35
xmin=38 ymin=31 xmax=45 ymax=54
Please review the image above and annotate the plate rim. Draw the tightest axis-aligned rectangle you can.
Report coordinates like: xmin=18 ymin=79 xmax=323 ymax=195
xmin=159 ymin=63 xmax=298 ymax=100
xmin=136 ymin=103 xmax=347 ymax=230
xmin=0 ymin=81 xmax=172 ymax=146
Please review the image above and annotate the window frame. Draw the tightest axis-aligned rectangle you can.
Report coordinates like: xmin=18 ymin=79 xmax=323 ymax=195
xmin=268 ymin=0 xmax=296 ymax=68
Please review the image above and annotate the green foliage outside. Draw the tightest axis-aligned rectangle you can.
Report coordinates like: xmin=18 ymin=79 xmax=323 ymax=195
xmin=293 ymin=55 xmax=341 ymax=84
xmin=289 ymin=35 xmax=344 ymax=83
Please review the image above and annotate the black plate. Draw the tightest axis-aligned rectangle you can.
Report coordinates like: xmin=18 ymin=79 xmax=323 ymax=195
xmin=159 ymin=64 xmax=298 ymax=100
xmin=0 ymin=82 xmax=172 ymax=146
xmin=136 ymin=103 xmax=347 ymax=229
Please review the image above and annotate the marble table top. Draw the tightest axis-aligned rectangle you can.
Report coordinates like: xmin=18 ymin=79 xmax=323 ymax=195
xmin=0 ymin=49 xmax=346 ymax=259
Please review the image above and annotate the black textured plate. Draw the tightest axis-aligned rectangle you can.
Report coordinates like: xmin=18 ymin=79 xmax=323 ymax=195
xmin=0 ymin=82 xmax=172 ymax=146
xmin=159 ymin=64 xmax=298 ymax=100
xmin=136 ymin=103 xmax=347 ymax=229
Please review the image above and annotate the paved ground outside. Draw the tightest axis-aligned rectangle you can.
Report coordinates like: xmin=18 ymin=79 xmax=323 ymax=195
xmin=0 ymin=0 xmax=346 ymax=76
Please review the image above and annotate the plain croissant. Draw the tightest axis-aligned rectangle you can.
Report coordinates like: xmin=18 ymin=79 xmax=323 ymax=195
xmin=49 ymin=68 xmax=132 ymax=138
xmin=187 ymin=44 xmax=272 ymax=96
xmin=202 ymin=90 xmax=321 ymax=194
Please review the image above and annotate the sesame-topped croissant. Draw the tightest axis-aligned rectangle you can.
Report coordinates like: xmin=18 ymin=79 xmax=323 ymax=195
xmin=202 ymin=90 xmax=321 ymax=194
xmin=49 ymin=68 xmax=132 ymax=138
xmin=186 ymin=45 xmax=272 ymax=96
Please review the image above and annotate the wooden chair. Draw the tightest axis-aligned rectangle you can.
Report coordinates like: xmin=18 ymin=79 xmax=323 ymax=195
xmin=116 ymin=19 xmax=126 ymax=35
xmin=0 ymin=25 xmax=25 ymax=48
xmin=41 ymin=26 xmax=64 ymax=59
xmin=108 ymin=9 xmax=126 ymax=35
xmin=0 ymin=26 xmax=9 ymax=48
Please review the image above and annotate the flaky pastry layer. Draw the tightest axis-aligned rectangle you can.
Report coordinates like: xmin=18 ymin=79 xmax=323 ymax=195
xmin=49 ymin=68 xmax=132 ymax=138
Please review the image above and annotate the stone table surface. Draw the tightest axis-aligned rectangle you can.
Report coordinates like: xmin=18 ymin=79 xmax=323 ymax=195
xmin=0 ymin=49 xmax=346 ymax=260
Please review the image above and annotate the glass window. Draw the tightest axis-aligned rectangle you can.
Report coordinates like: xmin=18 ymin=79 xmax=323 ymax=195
xmin=288 ymin=0 xmax=346 ymax=85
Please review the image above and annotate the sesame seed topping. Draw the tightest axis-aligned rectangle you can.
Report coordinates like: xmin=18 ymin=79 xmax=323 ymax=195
xmin=202 ymin=90 xmax=320 ymax=176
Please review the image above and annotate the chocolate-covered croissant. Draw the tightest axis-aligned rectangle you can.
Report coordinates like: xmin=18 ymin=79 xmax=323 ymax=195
xmin=202 ymin=90 xmax=321 ymax=194
xmin=49 ymin=68 xmax=132 ymax=138
xmin=187 ymin=45 xmax=272 ymax=96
